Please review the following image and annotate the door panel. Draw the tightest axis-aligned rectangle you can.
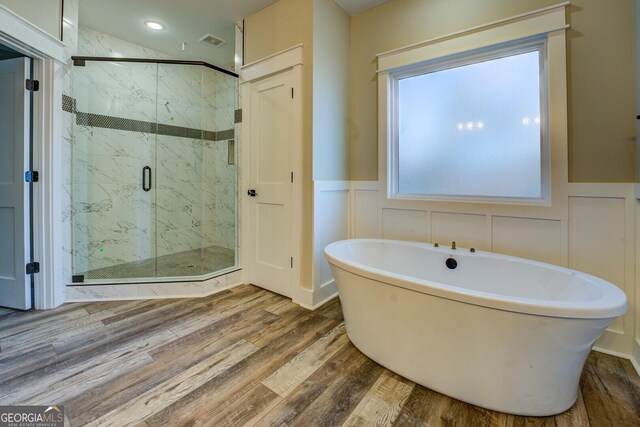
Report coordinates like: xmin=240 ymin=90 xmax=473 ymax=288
xmin=248 ymin=70 xmax=294 ymax=297
xmin=0 ymin=57 xmax=30 ymax=310
xmin=72 ymin=61 xmax=158 ymax=280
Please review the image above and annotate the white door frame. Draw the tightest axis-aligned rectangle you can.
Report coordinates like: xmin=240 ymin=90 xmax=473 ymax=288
xmin=0 ymin=5 xmax=66 ymax=309
xmin=240 ymin=44 xmax=304 ymax=303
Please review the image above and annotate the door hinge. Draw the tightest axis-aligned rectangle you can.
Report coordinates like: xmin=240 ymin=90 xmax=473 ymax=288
xmin=291 ymin=172 xmax=293 ymax=183
xmin=290 ymin=257 xmax=293 ymax=268
xmin=291 ymin=87 xmax=294 ymax=99
xmin=25 ymin=171 xmax=39 ymax=183
xmin=26 ymin=79 xmax=39 ymax=91
xmin=26 ymin=262 xmax=40 ymax=274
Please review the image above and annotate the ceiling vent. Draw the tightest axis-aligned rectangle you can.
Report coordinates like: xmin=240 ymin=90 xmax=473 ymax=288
xmin=199 ymin=34 xmax=226 ymax=48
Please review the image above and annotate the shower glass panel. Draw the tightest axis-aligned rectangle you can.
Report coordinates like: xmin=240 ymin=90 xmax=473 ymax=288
xmin=71 ymin=58 xmax=238 ymax=283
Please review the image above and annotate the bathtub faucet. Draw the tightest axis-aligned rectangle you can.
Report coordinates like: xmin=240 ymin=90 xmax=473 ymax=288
xmin=451 ymin=241 xmax=456 ymax=250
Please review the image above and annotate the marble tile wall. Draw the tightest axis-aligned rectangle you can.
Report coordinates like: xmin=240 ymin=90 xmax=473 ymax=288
xmin=204 ymin=71 xmax=238 ymax=252
xmin=78 ymin=27 xmax=172 ymax=59
xmin=70 ymin=27 xmax=238 ymax=277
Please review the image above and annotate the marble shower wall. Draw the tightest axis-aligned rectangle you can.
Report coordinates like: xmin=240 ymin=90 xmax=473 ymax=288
xmin=78 ymin=27 xmax=171 ymax=59
xmin=203 ymin=70 xmax=238 ymax=252
xmin=71 ymin=27 xmax=237 ymax=276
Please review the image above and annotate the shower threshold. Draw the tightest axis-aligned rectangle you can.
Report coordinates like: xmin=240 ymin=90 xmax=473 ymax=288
xmin=76 ymin=245 xmax=236 ymax=283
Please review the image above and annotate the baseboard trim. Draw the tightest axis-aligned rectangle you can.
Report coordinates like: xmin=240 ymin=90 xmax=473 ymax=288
xmin=630 ymin=354 xmax=640 ymax=377
xmin=592 ymin=345 xmax=640 ymax=376
xmin=299 ymin=291 xmax=339 ymax=311
xmin=632 ymin=339 xmax=640 ymax=376
xmin=592 ymin=346 xmax=632 ymax=360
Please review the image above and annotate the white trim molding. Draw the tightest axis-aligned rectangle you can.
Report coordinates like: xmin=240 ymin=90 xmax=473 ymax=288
xmin=0 ymin=5 xmax=65 ymax=63
xmin=32 ymin=59 xmax=66 ymax=308
xmin=377 ymin=2 xmax=569 ymax=72
xmin=241 ymin=44 xmax=303 ymax=82
xmin=0 ymin=7 xmax=67 ymax=308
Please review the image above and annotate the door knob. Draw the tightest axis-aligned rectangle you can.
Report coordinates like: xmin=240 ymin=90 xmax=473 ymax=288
xmin=247 ymin=189 xmax=257 ymax=197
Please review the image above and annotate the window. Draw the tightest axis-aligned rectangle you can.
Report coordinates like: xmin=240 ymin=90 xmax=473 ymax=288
xmin=389 ymin=39 xmax=549 ymax=204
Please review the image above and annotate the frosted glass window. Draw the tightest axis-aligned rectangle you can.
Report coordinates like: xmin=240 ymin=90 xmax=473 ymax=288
xmin=394 ymin=46 xmax=546 ymax=201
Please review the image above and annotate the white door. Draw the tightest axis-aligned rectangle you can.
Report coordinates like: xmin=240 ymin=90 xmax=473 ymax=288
xmin=247 ymin=69 xmax=295 ymax=297
xmin=0 ymin=57 xmax=31 ymax=310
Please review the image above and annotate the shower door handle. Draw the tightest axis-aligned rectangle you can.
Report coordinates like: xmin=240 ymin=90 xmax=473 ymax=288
xmin=142 ymin=166 xmax=152 ymax=192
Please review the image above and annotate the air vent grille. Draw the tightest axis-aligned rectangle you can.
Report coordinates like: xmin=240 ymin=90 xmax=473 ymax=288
xmin=199 ymin=34 xmax=226 ymax=48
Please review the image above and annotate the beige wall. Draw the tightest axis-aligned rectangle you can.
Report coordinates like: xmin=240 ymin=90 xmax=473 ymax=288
xmin=0 ymin=0 xmax=62 ymax=39
xmin=350 ymin=0 xmax=637 ymax=182
xmin=313 ymin=0 xmax=350 ymax=180
xmin=244 ymin=0 xmax=315 ymax=289
xmin=634 ymin=0 xmax=640 ymax=183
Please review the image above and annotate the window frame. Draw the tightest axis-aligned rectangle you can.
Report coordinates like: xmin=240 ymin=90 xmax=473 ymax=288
xmin=388 ymin=37 xmax=551 ymax=205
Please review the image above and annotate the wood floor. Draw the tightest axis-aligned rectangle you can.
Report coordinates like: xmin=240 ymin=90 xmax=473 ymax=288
xmin=0 ymin=285 xmax=638 ymax=426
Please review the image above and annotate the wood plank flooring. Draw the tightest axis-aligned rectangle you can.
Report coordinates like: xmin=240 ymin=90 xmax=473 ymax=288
xmin=0 ymin=284 xmax=638 ymax=426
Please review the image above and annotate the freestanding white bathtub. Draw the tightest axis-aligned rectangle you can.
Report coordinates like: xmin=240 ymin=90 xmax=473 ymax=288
xmin=324 ymin=239 xmax=627 ymax=416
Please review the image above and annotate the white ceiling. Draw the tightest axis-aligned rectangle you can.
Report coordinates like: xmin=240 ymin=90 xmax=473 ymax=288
xmin=79 ymin=0 xmax=277 ymax=71
xmin=335 ymin=0 xmax=391 ymax=15
xmin=79 ymin=0 xmax=391 ymax=70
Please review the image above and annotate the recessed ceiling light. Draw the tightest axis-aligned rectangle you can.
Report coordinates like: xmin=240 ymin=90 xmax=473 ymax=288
xmin=145 ymin=21 xmax=165 ymax=31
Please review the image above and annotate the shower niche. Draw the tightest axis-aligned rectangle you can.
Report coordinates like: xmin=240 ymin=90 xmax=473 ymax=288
xmin=70 ymin=58 xmax=238 ymax=283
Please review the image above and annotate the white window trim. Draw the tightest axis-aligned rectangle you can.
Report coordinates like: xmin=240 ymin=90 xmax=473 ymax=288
xmin=388 ymin=37 xmax=551 ymax=205
xmin=377 ymin=3 xmax=569 ymax=219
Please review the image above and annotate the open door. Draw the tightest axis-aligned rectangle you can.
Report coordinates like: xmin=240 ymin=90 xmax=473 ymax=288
xmin=0 ymin=57 xmax=31 ymax=310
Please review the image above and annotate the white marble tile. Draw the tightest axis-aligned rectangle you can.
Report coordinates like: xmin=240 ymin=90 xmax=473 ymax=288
xmin=65 ymin=269 xmax=243 ymax=302
xmin=137 ymin=282 xmax=204 ymax=298
xmin=78 ymin=27 xmax=171 ymax=59
xmin=75 ymin=61 xmax=157 ymax=122
xmin=63 ymin=0 xmax=79 ymax=59
xmin=156 ymin=227 xmax=204 ymax=258
xmin=203 ymin=270 xmax=242 ymax=295
xmin=72 ymin=207 xmax=154 ymax=271
xmin=66 ymin=284 xmax=138 ymax=300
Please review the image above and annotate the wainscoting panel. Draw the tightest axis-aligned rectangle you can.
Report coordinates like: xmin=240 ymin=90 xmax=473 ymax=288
xmin=492 ymin=216 xmax=562 ymax=265
xmin=567 ymin=184 xmax=635 ymax=356
xmin=569 ymin=196 xmax=626 ymax=334
xmin=431 ymin=212 xmax=487 ymax=250
xmin=310 ymin=181 xmax=350 ymax=308
xmin=381 ymin=208 xmax=429 ymax=242
xmin=352 ymin=187 xmax=380 ymax=238
xmin=636 ymin=198 xmax=640 ymax=373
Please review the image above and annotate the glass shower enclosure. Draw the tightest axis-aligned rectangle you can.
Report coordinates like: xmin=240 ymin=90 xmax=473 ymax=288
xmin=70 ymin=58 xmax=238 ymax=283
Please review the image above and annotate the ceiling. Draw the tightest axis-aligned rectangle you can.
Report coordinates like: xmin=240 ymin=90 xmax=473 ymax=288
xmin=79 ymin=0 xmax=391 ymax=71
xmin=335 ymin=0 xmax=391 ymax=15
xmin=79 ymin=0 xmax=277 ymax=70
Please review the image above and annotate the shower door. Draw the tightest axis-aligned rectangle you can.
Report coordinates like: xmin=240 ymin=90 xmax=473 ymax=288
xmin=72 ymin=61 xmax=159 ymax=281
xmin=71 ymin=59 xmax=238 ymax=283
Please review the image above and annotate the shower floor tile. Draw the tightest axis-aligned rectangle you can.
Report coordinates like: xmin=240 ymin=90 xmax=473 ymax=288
xmin=80 ymin=245 xmax=235 ymax=281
